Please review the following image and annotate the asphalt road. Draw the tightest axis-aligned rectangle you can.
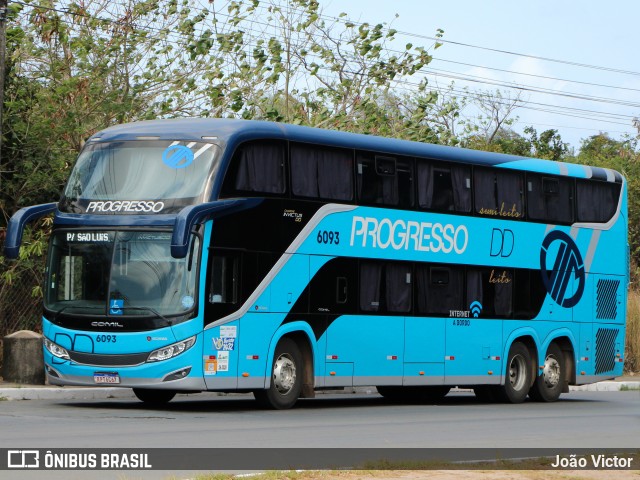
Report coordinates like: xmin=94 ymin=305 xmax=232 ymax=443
xmin=1 ymin=389 xmax=639 ymax=449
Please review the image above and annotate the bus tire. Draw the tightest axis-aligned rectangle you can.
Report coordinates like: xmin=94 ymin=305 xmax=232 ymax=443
xmin=133 ymin=388 xmax=176 ymax=405
xmin=528 ymin=343 xmax=565 ymax=402
xmin=500 ymin=342 xmax=531 ymax=404
xmin=254 ymin=338 xmax=302 ymax=409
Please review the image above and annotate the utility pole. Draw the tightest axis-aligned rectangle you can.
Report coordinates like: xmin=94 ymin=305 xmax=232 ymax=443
xmin=0 ymin=0 xmax=7 ymax=193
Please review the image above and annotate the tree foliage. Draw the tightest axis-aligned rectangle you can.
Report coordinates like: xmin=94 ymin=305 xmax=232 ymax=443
xmin=1 ymin=0 xmax=639 ymax=338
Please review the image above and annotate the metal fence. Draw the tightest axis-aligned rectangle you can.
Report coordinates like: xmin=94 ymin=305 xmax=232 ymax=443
xmin=0 ymin=268 xmax=44 ymax=340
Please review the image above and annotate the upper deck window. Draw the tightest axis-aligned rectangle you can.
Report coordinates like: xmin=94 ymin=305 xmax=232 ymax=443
xmin=62 ymin=140 xmax=220 ymax=214
xmin=474 ymin=168 xmax=524 ymax=220
xmin=576 ymin=179 xmax=621 ymax=223
xmin=291 ymin=144 xmax=353 ymax=200
xmin=357 ymin=153 xmax=413 ymax=207
xmin=233 ymin=142 xmax=286 ymax=194
xmin=417 ymin=160 xmax=471 ymax=212
xmin=527 ymin=174 xmax=573 ymax=224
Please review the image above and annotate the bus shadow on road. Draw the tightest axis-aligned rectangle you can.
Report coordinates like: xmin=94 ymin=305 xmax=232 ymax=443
xmin=61 ymin=390 xmax=595 ymax=414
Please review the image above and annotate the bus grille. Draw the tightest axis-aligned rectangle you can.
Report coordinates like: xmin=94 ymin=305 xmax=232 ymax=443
xmin=69 ymin=351 xmax=148 ymax=367
xmin=595 ymin=328 xmax=618 ymax=375
xmin=596 ymin=279 xmax=620 ymax=320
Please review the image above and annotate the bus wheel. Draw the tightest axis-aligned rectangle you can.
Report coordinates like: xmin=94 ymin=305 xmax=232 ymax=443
xmin=133 ymin=388 xmax=176 ymax=405
xmin=254 ymin=338 xmax=302 ymax=409
xmin=500 ymin=342 xmax=531 ymax=404
xmin=529 ymin=343 xmax=565 ymax=402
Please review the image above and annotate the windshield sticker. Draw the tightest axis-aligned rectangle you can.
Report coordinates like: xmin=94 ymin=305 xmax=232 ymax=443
xmin=66 ymin=232 xmax=112 ymax=243
xmin=162 ymin=145 xmax=195 ymax=169
xmin=109 ymin=299 xmax=124 ymax=315
xmin=181 ymin=296 xmax=195 ymax=310
xmin=86 ymin=201 xmax=165 ymax=213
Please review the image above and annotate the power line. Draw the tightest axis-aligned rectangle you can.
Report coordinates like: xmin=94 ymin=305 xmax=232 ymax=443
xmin=11 ymin=1 xmax=640 ymax=134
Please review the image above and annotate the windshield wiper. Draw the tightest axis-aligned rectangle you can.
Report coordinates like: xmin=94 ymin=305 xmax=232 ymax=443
xmin=115 ymin=306 xmax=173 ymax=326
xmin=51 ymin=304 xmax=104 ymax=323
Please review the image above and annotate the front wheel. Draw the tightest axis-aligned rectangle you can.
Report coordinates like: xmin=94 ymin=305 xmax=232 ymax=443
xmin=528 ymin=343 xmax=565 ymax=402
xmin=500 ymin=342 xmax=532 ymax=404
xmin=133 ymin=388 xmax=176 ymax=405
xmin=254 ymin=338 xmax=303 ymax=409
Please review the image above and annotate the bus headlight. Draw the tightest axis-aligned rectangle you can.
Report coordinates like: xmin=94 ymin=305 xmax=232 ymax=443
xmin=43 ymin=338 xmax=71 ymax=360
xmin=147 ymin=336 xmax=196 ymax=362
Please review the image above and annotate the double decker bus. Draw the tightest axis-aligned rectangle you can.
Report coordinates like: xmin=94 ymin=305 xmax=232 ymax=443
xmin=5 ymin=119 xmax=628 ymax=408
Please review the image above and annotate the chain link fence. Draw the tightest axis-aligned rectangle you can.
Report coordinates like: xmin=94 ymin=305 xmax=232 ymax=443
xmin=0 ymin=266 xmax=44 ymax=340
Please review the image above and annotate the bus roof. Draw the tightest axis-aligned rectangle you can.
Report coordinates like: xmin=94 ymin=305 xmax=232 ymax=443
xmin=91 ymin=118 xmax=622 ymax=182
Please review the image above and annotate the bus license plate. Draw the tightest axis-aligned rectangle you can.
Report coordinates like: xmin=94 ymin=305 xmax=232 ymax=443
xmin=94 ymin=372 xmax=120 ymax=384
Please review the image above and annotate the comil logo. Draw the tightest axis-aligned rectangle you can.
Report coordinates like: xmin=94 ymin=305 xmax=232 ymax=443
xmin=8 ymin=450 xmax=39 ymax=468
xmin=540 ymin=230 xmax=585 ymax=308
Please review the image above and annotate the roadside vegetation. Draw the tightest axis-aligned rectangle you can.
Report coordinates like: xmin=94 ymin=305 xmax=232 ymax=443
xmin=1 ymin=1 xmax=639 ymax=376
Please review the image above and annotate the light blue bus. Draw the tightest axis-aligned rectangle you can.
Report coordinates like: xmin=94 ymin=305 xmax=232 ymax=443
xmin=5 ymin=119 xmax=628 ymax=408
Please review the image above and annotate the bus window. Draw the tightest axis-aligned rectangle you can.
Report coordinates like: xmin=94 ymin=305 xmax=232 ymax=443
xmin=357 ymin=153 xmax=413 ymax=207
xmin=527 ymin=174 xmax=573 ymax=224
xmin=232 ymin=142 xmax=285 ymax=194
xmin=475 ymin=169 xmax=524 ymax=220
xmin=209 ymin=255 xmax=239 ymax=304
xmin=417 ymin=161 xmax=471 ymax=212
xmin=310 ymin=258 xmax=357 ymax=314
xmin=467 ymin=268 xmax=513 ymax=318
xmin=385 ymin=263 xmax=412 ymax=313
xmin=416 ymin=265 xmax=464 ymax=315
xmin=290 ymin=144 xmax=353 ymax=201
xmin=576 ymin=179 xmax=620 ymax=223
xmin=359 ymin=262 xmax=382 ymax=312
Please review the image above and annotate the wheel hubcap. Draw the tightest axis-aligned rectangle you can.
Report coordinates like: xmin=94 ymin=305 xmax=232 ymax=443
xmin=273 ymin=353 xmax=296 ymax=395
xmin=508 ymin=354 xmax=526 ymax=391
xmin=542 ymin=354 xmax=561 ymax=388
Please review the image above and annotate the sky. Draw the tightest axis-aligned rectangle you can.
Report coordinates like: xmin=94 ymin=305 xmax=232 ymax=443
xmin=320 ymin=0 xmax=639 ymax=151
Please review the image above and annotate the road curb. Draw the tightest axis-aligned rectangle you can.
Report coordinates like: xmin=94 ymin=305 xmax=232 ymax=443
xmin=1 ymin=381 xmax=638 ymax=400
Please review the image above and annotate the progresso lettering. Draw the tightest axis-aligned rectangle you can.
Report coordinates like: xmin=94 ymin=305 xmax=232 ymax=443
xmin=86 ymin=201 xmax=165 ymax=213
xmin=349 ymin=216 xmax=468 ymax=254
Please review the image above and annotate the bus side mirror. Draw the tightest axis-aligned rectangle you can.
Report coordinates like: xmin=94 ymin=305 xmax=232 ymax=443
xmin=3 ymin=203 xmax=57 ymax=259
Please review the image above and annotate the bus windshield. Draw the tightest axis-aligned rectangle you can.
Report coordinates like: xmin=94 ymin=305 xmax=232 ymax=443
xmin=45 ymin=231 xmax=200 ymax=317
xmin=61 ymin=140 xmax=220 ymax=214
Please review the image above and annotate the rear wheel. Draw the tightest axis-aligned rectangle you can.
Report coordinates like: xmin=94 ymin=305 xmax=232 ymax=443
xmin=529 ymin=343 xmax=565 ymax=402
xmin=254 ymin=338 xmax=303 ymax=409
xmin=500 ymin=342 xmax=532 ymax=404
xmin=133 ymin=388 xmax=176 ymax=405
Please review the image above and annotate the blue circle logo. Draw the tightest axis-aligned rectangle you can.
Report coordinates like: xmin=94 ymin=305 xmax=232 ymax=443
xmin=162 ymin=145 xmax=194 ymax=169
xmin=540 ymin=230 xmax=585 ymax=308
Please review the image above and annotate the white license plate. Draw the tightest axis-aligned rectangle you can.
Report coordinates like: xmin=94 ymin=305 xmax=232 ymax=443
xmin=94 ymin=372 xmax=120 ymax=384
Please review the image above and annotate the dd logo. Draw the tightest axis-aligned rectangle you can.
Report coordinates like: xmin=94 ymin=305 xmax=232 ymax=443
xmin=490 ymin=228 xmax=514 ymax=257
xmin=540 ymin=230 xmax=585 ymax=308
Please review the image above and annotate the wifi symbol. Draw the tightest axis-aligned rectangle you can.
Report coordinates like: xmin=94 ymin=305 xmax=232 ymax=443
xmin=470 ymin=301 xmax=483 ymax=318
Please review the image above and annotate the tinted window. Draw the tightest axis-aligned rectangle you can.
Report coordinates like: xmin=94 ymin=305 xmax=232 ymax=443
xmin=467 ymin=268 xmax=513 ymax=318
xmin=359 ymin=261 xmax=412 ymax=313
xmin=291 ymin=144 xmax=353 ymax=201
xmin=417 ymin=161 xmax=471 ymax=212
xmin=310 ymin=258 xmax=357 ymax=314
xmin=357 ymin=153 xmax=413 ymax=207
xmin=576 ymin=180 xmax=620 ymax=223
xmin=474 ymin=169 xmax=524 ymax=220
xmin=527 ymin=174 xmax=573 ymax=224
xmin=231 ymin=142 xmax=285 ymax=194
xmin=415 ymin=265 xmax=464 ymax=315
